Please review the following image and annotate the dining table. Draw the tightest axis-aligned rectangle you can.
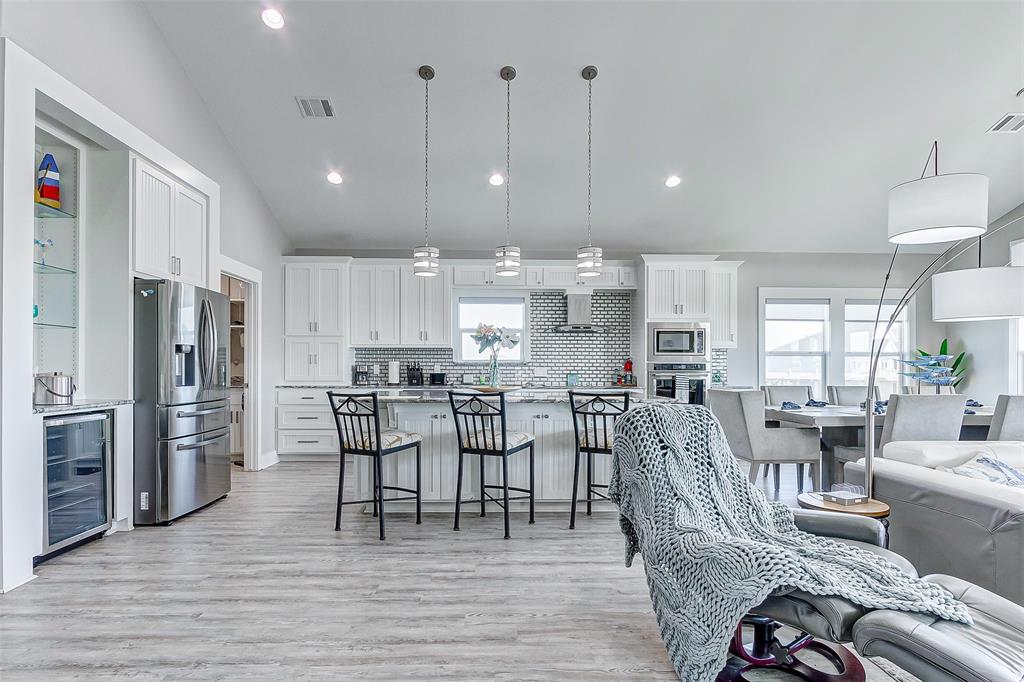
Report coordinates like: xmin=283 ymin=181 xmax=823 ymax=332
xmin=764 ymin=404 xmax=995 ymax=489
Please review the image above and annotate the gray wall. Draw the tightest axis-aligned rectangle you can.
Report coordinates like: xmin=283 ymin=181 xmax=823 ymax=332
xmin=724 ymin=251 xmax=948 ymax=390
xmin=1 ymin=0 xmax=290 ymax=460
xmin=944 ymin=203 xmax=1024 ymax=403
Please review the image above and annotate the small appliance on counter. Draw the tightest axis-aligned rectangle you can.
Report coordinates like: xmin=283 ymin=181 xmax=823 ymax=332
xmin=429 ymin=372 xmax=447 ymax=386
xmin=34 ymin=372 xmax=76 ymax=406
xmin=407 ymin=363 xmax=424 ymax=386
xmin=387 ymin=361 xmax=401 ymax=385
xmin=352 ymin=365 xmax=370 ymax=386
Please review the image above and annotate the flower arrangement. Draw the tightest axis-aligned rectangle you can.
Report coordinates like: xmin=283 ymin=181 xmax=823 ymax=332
xmin=470 ymin=323 xmax=520 ymax=387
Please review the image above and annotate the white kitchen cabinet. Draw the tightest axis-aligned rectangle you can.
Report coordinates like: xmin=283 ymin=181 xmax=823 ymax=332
xmin=645 ymin=262 xmax=709 ymax=319
xmin=283 ymin=262 xmax=347 ymax=336
xmin=708 ymin=263 xmax=740 ymax=348
xmin=579 ymin=268 xmax=619 ymax=288
xmin=400 ymin=266 xmax=451 ymax=346
xmin=133 ymin=156 xmax=208 ymax=287
xmin=525 ymin=267 xmax=544 ymax=287
xmin=617 ymin=267 xmax=638 ymax=288
xmin=542 ymin=267 xmax=580 ymax=288
xmin=452 ymin=264 xmax=526 ymax=287
xmin=283 ymin=337 xmax=346 ymax=381
xmin=229 ymin=388 xmax=244 ymax=456
xmin=350 ymin=265 xmax=401 ymax=345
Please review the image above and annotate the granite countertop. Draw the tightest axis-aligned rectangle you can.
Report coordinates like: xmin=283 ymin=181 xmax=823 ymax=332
xmin=34 ymin=398 xmax=135 ymax=415
xmin=277 ymin=384 xmax=644 ymax=404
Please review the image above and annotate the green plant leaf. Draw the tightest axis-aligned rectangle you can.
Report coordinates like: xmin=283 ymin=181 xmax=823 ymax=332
xmin=953 ymin=378 xmax=963 ymax=388
xmin=939 ymin=338 xmax=949 ymax=356
xmin=951 ymin=351 xmax=965 ymax=371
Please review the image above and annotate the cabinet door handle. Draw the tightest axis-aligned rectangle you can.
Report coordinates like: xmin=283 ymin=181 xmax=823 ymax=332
xmin=314 ymin=354 xmax=319 ymax=365
xmin=441 ymin=414 xmax=447 ymax=419
xmin=296 ymin=416 xmax=319 ymax=420
xmin=424 ymin=330 xmax=428 ymax=341
xmin=431 ymin=414 xmax=438 ymax=420
xmin=297 ymin=440 xmax=320 ymax=444
xmin=315 ymin=321 xmax=319 ymax=332
xmin=299 ymin=396 xmax=315 ymax=400
xmin=308 ymin=354 xmax=313 ymax=365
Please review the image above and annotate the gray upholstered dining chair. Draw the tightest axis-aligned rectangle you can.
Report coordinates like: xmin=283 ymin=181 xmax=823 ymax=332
xmin=901 ymin=384 xmax=956 ymax=395
xmin=827 ymin=385 xmax=881 ymax=406
xmin=761 ymin=385 xmax=814 ymax=406
xmin=988 ymin=394 xmax=1024 ymax=441
xmin=830 ymin=393 xmax=967 ymax=486
xmin=709 ymin=389 xmax=820 ymax=493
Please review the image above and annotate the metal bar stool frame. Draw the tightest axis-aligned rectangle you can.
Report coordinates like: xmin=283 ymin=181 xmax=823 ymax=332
xmin=568 ymin=390 xmax=630 ymax=529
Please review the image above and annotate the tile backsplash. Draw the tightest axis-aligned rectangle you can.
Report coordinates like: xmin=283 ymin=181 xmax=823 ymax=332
xmin=353 ymin=291 xmax=633 ymax=386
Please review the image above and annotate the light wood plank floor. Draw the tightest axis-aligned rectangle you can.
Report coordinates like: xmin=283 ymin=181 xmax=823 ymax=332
xmin=1 ymin=462 xmax=901 ymax=681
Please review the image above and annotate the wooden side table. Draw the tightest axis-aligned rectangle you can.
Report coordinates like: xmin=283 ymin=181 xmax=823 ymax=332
xmin=797 ymin=493 xmax=891 ymax=546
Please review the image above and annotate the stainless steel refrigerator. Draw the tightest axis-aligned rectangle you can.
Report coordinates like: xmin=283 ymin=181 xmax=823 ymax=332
xmin=133 ymin=279 xmax=231 ymax=524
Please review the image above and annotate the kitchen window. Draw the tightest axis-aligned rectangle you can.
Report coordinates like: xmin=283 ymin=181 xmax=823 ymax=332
xmin=759 ymin=288 xmax=911 ymax=401
xmin=454 ymin=295 xmax=528 ymax=362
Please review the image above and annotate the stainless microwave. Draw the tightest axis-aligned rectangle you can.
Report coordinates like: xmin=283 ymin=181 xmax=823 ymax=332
xmin=647 ymin=322 xmax=710 ymax=362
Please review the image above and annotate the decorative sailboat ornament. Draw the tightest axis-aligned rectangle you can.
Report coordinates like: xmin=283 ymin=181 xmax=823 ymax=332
xmin=35 ymin=153 xmax=61 ymax=209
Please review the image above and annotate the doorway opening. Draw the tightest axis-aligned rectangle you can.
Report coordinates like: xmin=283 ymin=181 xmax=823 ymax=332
xmin=219 ymin=257 xmax=265 ymax=471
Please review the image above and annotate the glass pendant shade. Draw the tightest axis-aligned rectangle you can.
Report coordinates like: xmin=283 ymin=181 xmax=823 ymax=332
xmin=932 ymin=265 xmax=1024 ymax=322
xmin=412 ymin=245 xmax=439 ymax=277
xmin=576 ymin=245 xmax=603 ymax=277
xmin=494 ymin=244 xmax=521 ymax=276
xmin=888 ymin=173 xmax=989 ymax=244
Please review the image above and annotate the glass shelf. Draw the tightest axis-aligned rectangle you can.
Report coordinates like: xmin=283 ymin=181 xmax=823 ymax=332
xmin=34 ymin=321 xmax=77 ymax=330
xmin=34 ymin=261 xmax=76 ymax=275
xmin=35 ymin=203 xmax=76 ymax=219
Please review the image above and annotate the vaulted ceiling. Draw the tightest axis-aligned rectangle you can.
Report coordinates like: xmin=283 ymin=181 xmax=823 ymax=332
xmin=146 ymin=0 xmax=1024 ymax=256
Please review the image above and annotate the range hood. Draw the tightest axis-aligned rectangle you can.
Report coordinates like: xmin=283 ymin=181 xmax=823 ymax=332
xmin=548 ymin=292 xmax=610 ymax=333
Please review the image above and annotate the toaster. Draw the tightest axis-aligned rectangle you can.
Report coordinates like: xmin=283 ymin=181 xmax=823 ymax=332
xmin=429 ymin=372 xmax=447 ymax=386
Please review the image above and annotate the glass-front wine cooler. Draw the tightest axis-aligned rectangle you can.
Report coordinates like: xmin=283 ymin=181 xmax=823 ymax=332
xmin=42 ymin=411 xmax=112 ymax=557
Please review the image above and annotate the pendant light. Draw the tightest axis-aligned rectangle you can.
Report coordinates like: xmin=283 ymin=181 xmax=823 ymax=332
xmin=494 ymin=66 xmax=521 ymax=277
xmin=413 ymin=65 xmax=440 ymax=276
xmin=576 ymin=65 xmax=603 ymax=278
xmin=887 ymin=141 xmax=989 ymax=245
xmin=932 ymin=236 xmax=1024 ymax=322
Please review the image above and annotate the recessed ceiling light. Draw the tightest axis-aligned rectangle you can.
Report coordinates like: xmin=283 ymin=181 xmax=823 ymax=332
xmin=261 ymin=8 xmax=285 ymax=30
xmin=489 ymin=173 xmax=505 ymax=186
xmin=664 ymin=175 xmax=681 ymax=188
xmin=326 ymin=171 xmax=343 ymax=185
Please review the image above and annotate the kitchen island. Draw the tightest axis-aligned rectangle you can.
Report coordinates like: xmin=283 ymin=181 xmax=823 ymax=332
xmin=276 ymin=385 xmax=643 ymax=512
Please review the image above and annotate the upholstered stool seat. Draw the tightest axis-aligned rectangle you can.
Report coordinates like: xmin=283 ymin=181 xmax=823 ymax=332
xmin=460 ymin=430 xmax=532 ymax=450
xmin=854 ymin=574 xmax=1024 ymax=682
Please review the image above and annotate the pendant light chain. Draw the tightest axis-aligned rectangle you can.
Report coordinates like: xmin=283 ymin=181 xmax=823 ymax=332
xmin=424 ymin=77 xmax=430 ymax=246
xmin=587 ymin=78 xmax=593 ymax=247
xmin=505 ymin=78 xmax=511 ymax=246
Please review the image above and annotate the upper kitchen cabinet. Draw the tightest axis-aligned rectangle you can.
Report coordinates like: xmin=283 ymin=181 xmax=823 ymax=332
xmin=350 ymin=264 xmax=401 ymax=345
xmin=132 ymin=156 xmax=208 ymax=287
xmin=400 ymin=266 xmax=451 ymax=346
xmin=644 ymin=259 xmax=710 ymax=319
xmin=707 ymin=262 xmax=741 ymax=348
xmin=452 ymin=264 xmax=526 ymax=287
xmin=283 ymin=261 xmax=348 ymax=336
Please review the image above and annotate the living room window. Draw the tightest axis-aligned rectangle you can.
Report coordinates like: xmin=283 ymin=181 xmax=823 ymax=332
xmin=454 ymin=295 xmax=528 ymax=362
xmin=759 ymin=288 xmax=911 ymax=401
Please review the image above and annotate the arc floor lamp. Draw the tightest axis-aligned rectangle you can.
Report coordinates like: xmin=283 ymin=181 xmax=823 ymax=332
xmin=863 ymin=141 xmax=1024 ymax=499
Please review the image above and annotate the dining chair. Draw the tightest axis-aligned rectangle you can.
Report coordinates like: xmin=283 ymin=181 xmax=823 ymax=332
xmin=987 ymin=394 xmax=1024 ymax=441
xmin=448 ymin=390 xmax=535 ymax=539
xmin=827 ymin=385 xmax=881 ymax=406
xmin=830 ymin=393 xmax=967 ymax=486
xmin=901 ymin=384 xmax=957 ymax=395
xmin=709 ymin=389 xmax=820 ymax=494
xmin=327 ymin=391 xmax=422 ymax=541
xmin=567 ymin=390 xmax=631 ymax=529
xmin=761 ymin=385 xmax=814 ymax=406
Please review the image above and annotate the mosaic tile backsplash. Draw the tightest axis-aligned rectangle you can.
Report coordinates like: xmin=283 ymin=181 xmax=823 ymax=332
xmin=354 ymin=291 xmax=633 ymax=387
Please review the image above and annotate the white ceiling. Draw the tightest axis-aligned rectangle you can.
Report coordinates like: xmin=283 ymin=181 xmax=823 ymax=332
xmin=146 ymin=1 xmax=1024 ymax=256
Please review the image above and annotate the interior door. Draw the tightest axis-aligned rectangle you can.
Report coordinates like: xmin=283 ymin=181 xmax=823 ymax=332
xmin=284 ymin=264 xmax=316 ymax=335
xmin=349 ymin=266 xmax=375 ymax=345
xmin=315 ymin=263 xmax=346 ymax=336
xmin=132 ymin=158 xmax=174 ymax=279
xmin=173 ymin=184 xmax=208 ymax=288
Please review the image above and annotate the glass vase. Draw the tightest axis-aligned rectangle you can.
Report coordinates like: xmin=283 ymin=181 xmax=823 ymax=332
xmin=488 ymin=354 xmax=500 ymax=388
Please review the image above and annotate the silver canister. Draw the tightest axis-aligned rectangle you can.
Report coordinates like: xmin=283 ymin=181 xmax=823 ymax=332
xmin=34 ymin=372 xmax=76 ymax=406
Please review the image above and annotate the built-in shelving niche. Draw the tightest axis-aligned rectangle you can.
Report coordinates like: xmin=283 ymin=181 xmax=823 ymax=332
xmin=34 ymin=126 xmax=80 ymax=379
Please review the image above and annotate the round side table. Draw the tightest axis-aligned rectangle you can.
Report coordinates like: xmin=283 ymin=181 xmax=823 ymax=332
xmin=797 ymin=493 xmax=891 ymax=546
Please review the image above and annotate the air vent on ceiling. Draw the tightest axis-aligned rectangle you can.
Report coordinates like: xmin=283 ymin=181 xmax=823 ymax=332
xmin=987 ymin=113 xmax=1024 ymax=133
xmin=295 ymin=96 xmax=335 ymax=119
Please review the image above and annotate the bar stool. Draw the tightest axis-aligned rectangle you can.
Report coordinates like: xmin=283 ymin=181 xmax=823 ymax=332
xmin=568 ymin=390 xmax=631 ymax=529
xmin=328 ymin=391 xmax=422 ymax=541
xmin=448 ymin=391 xmax=535 ymax=539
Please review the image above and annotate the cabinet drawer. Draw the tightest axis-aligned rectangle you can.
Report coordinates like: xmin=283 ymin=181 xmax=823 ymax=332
xmin=277 ymin=430 xmax=339 ymax=454
xmin=277 ymin=406 xmax=334 ymax=429
xmin=278 ymin=389 xmax=333 ymax=406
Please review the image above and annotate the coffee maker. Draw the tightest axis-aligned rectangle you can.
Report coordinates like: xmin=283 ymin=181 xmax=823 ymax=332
xmin=352 ymin=365 xmax=370 ymax=386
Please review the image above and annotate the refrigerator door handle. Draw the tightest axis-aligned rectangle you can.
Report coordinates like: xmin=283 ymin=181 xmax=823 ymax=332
xmin=197 ymin=300 xmax=209 ymax=388
xmin=205 ymin=299 xmax=218 ymax=388
xmin=176 ymin=428 xmax=229 ymax=451
xmin=176 ymin=405 xmax=226 ymax=418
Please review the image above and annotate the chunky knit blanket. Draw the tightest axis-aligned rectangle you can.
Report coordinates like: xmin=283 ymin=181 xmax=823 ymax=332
xmin=608 ymin=402 xmax=971 ymax=682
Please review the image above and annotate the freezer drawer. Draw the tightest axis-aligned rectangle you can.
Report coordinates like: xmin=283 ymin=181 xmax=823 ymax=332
xmin=160 ymin=399 xmax=229 ymax=439
xmin=147 ymin=427 xmax=231 ymax=523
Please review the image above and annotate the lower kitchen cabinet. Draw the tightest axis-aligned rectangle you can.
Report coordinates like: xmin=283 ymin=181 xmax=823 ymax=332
xmin=276 ymin=388 xmax=340 ymax=459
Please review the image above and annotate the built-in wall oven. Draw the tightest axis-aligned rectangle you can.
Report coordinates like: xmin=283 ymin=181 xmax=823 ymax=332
xmin=648 ymin=363 xmax=710 ymax=404
xmin=647 ymin=322 xmax=710 ymax=362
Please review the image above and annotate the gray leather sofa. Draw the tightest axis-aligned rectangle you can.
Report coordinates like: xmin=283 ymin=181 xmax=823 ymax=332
xmin=846 ymin=444 xmax=1024 ymax=606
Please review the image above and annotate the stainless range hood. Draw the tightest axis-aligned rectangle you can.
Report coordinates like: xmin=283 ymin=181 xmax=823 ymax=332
xmin=547 ymin=291 xmax=610 ymax=333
